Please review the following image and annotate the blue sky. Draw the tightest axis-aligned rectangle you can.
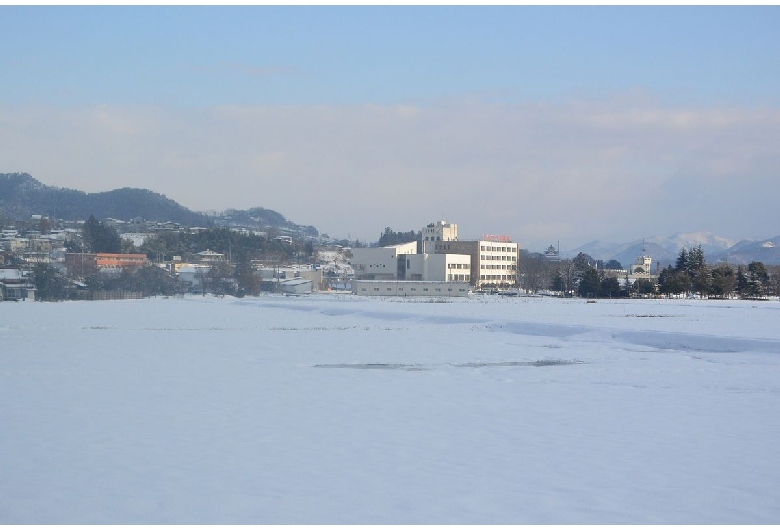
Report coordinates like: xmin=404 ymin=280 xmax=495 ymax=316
xmin=2 ymin=6 xmax=779 ymax=248
xmin=4 ymin=6 xmax=778 ymax=107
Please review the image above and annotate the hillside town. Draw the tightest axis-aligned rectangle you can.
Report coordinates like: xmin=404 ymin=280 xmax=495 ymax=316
xmin=1 ymin=212 xmax=778 ymax=302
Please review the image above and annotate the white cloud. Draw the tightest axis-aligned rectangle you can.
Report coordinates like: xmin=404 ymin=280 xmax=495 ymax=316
xmin=1 ymin=96 xmax=779 ymax=249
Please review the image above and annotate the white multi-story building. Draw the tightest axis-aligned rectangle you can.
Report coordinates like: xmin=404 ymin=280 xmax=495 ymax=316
xmin=351 ymin=220 xmax=518 ymax=294
xmin=351 ymin=239 xmax=473 ymax=284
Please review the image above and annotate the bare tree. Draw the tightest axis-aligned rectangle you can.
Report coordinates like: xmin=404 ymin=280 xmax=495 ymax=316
xmin=552 ymin=259 xmax=578 ymax=297
xmin=519 ymin=252 xmax=550 ymax=293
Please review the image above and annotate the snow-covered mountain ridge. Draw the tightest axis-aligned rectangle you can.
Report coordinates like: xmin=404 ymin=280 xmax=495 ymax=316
xmin=566 ymin=231 xmax=780 ymax=266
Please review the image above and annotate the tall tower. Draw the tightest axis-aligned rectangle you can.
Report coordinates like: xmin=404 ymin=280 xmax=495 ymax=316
xmin=631 ymin=239 xmax=652 ymax=276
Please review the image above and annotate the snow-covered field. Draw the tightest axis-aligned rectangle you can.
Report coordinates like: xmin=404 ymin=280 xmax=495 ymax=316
xmin=2 ymin=294 xmax=779 ymax=524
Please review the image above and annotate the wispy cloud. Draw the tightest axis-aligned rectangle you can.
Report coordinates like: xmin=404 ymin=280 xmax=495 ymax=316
xmin=2 ymin=95 xmax=778 ymax=248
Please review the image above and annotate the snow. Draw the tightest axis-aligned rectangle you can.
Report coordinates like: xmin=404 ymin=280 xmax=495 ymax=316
xmin=2 ymin=294 xmax=780 ymax=524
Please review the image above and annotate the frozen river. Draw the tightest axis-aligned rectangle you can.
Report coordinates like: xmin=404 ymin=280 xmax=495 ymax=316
xmin=2 ymin=294 xmax=779 ymax=523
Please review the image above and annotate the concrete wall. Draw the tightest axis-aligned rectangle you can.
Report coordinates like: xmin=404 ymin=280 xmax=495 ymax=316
xmin=352 ymin=280 xmax=470 ymax=297
xmin=404 ymin=253 xmax=471 ymax=282
xmin=351 ymin=242 xmax=417 ymax=280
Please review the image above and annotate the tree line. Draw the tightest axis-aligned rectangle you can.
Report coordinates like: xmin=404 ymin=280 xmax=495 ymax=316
xmin=518 ymin=246 xmax=780 ymax=299
xmin=377 ymin=227 xmax=422 ymax=251
xmin=657 ymin=246 xmax=774 ymax=299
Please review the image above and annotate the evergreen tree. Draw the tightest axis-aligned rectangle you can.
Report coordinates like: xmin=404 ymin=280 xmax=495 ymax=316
xmin=746 ymin=262 xmax=769 ymax=298
xmin=687 ymin=246 xmax=706 ymax=276
xmin=600 ymin=276 xmax=621 ymax=298
xmin=377 ymin=227 xmax=420 ymax=247
xmin=82 ymin=215 xmax=121 ymax=253
xmin=572 ymin=252 xmax=595 ymax=274
xmin=692 ymin=265 xmax=712 ymax=298
xmin=658 ymin=265 xmax=689 ymax=296
xmin=736 ymin=266 xmax=750 ymax=298
xmin=32 ymin=263 xmax=69 ymax=301
xmin=632 ymin=278 xmax=656 ymax=296
xmin=550 ymin=273 xmax=565 ymax=294
xmin=675 ymin=247 xmax=688 ymax=272
xmin=710 ymin=264 xmax=736 ymax=298
xmin=577 ymin=267 xmax=601 ymax=298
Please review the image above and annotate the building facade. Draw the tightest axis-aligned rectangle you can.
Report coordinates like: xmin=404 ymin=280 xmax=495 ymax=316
xmin=422 ymin=220 xmax=458 ymax=253
xmin=404 ymin=253 xmax=471 ymax=282
xmin=351 ymin=241 xmax=418 ymax=280
xmin=65 ymin=253 xmax=148 ymax=277
xmin=432 ymin=239 xmax=518 ymax=288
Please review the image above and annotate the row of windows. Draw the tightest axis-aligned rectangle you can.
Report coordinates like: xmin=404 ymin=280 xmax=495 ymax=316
xmin=96 ymin=257 xmax=145 ymax=263
xmin=480 ymin=264 xmax=516 ymax=270
xmin=448 ymin=274 xmax=470 ymax=281
xmin=480 ymin=245 xmax=516 ymax=252
xmin=447 ymin=263 xmax=470 ymax=269
xmin=480 ymin=274 xmax=512 ymax=280
xmin=362 ymin=286 xmax=467 ymax=293
xmin=480 ymin=255 xmax=516 ymax=261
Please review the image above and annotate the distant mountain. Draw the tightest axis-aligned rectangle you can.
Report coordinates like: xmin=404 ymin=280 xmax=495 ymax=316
xmin=713 ymin=235 xmax=780 ymax=266
xmin=566 ymin=231 xmax=780 ymax=267
xmin=0 ymin=173 xmax=316 ymax=236
xmin=647 ymin=232 xmax=738 ymax=257
xmin=608 ymin=242 xmax=676 ymax=273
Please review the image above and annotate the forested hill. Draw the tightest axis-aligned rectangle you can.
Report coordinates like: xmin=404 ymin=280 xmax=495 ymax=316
xmin=0 ymin=173 xmax=315 ymax=236
xmin=0 ymin=173 xmax=210 ymax=226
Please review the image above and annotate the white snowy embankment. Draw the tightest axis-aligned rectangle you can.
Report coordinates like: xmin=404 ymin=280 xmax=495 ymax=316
xmin=1 ymin=294 xmax=779 ymax=523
